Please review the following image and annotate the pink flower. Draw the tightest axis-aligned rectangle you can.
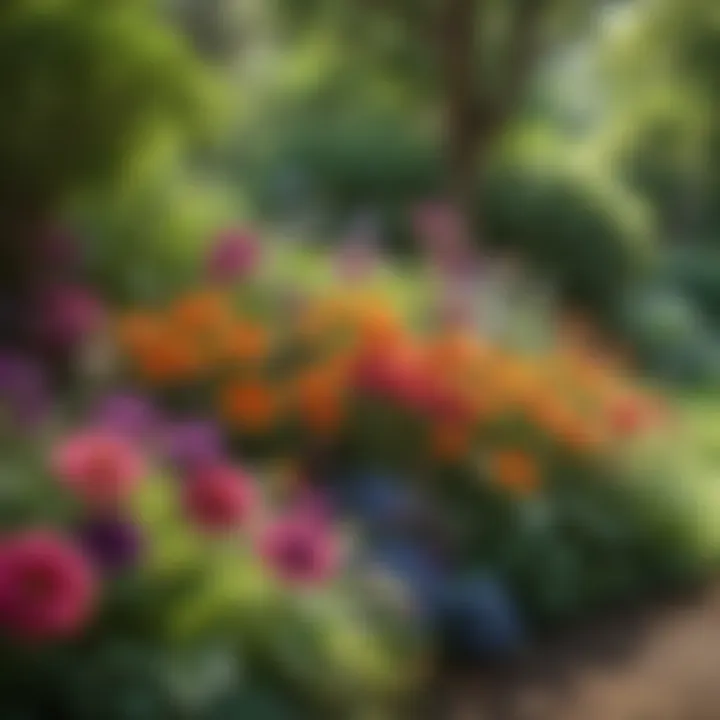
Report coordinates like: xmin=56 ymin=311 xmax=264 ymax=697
xmin=183 ymin=464 xmax=257 ymax=532
xmin=411 ymin=201 xmax=478 ymax=278
xmin=207 ymin=228 xmax=261 ymax=283
xmin=52 ymin=431 xmax=146 ymax=507
xmin=0 ymin=530 xmax=97 ymax=641
xmin=258 ymin=515 xmax=339 ymax=585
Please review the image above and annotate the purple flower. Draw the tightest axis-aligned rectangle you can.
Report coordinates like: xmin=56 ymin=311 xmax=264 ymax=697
xmin=41 ymin=226 xmax=79 ymax=271
xmin=160 ymin=419 xmax=224 ymax=475
xmin=93 ymin=393 xmax=160 ymax=443
xmin=32 ymin=285 xmax=103 ymax=350
xmin=0 ymin=352 xmax=48 ymax=427
xmin=78 ymin=517 xmax=143 ymax=572
xmin=206 ymin=228 xmax=261 ymax=283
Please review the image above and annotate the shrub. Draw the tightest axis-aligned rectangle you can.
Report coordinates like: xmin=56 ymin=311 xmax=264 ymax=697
xmin=480 ymin=150 xmax=656 ymax=323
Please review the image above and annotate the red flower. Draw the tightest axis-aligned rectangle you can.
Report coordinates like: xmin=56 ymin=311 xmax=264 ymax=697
xmin=0 ymin=531 xmax=97 ymax=641
xmin=183 ymin=464 xmax=258 ymax=532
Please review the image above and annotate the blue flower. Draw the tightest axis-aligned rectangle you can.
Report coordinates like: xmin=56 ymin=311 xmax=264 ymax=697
xmin=333 ymin=473 xmax=422 ymax=528
xmin=436 ymin=572 xmax=525 ymax=663
xmin=367 ymin=539 xmax=447 ymax=619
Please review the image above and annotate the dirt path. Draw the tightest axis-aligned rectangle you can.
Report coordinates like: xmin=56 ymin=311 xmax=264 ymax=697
xmin=444 ymin=585 xmax=720 ymax=720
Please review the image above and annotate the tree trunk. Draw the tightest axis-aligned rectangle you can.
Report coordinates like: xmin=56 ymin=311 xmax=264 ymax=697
xmin=0 ymin=194 xmax=53 ymax=350
xmin=442 ymin=0 xmax=481 ymax=213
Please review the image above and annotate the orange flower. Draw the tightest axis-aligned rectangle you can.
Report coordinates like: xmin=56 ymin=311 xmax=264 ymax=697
xmin=431 ymin=422 xmax=473 ymax=462
xmin=170 ymin=290 xmax=232 ymax=335
xmin=222 ymin=321 xmax=270 ymax=363
xmin=489 ymin=450 xmax=540 ymax=495
xmin=562 ymin=418 xmax=606 ymax=452
xmin=425 ymin=330 xmax=486 ymax=377
xmin=132 ymin=328 xmax=204 ymax=384
xmin=219 ymin=380 xmax=278 ymax=433
xmin=352 ymin=299 xmax=405 ymax=352
xmin=296 ymin=295 xmax=351 ymax=340
xmin=294 ymin=365 xmax=347 ymax=436
xmin=116 ymin=311 xmax=165 ymax=355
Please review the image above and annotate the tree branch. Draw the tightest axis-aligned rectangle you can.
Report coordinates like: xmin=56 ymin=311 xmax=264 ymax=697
xmin=475 ymin=0 xmax=550 ymax=138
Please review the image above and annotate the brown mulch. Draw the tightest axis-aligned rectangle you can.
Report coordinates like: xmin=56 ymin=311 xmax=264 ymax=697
xmin=436 ymin=585 xmax=720 ymax=720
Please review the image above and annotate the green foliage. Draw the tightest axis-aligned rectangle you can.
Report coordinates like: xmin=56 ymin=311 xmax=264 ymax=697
xmin=600 ymin=0 xmax=720 ymax=240
xmin=618 ymin=284 xmax=715 ymax=385
xmin=0 ymin=0 xmax=217 ymax=209
xmin=667 ymin=246 xmax=720 ymax=323
xmin=233 ymin=104 xmax=440 ymax=252
xmin=480 ymin=143 xmax=656 ymax=321
xmin=72 ymin=142 xmax=238 ymax=304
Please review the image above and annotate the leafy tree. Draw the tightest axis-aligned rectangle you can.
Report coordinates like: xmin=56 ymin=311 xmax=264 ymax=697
xmin=0 ymin=0 xmax=216 ymax=296
xmin=275 ymin=0 xmax=595 ymax=211
xmin=599 ymin=0 xmax=720 ymax=240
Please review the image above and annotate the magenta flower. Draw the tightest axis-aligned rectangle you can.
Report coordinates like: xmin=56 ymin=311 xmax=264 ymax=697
xmin=32 ymin=285 xmax=104 ymax=350
xmin=183 ymin=464 xmax=258 ymax=532
xmin=258 ymin=515 xmax=340 ymax=586
xmin=0 ymin=530 xmax=97 ymax=641
xmin=206 ymin=228 xmax=261 ymax=283
xmin=52 ymin=431 xmax=146 ymax=508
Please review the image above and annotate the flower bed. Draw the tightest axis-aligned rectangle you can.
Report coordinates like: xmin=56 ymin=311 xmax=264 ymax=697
xmin=0 ymin=413 xmax=420 ymax=718
xmin=107 ymin=227 xmax=720 ymax=665
xmin=1 ymin=222 xmax=717 ymax=715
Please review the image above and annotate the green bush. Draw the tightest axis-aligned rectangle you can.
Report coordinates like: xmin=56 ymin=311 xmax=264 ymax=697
xmin=233 ymin=112 xmax=655 ymax=321
xmin=480 ymin=153 xmax=656 ymax=322
xmin=665 ymin=245 xmax=720 ymax=326
xmin=0 ymin=0 xmax=215 ymax=210
xmin=72 ymin=144 xmax=239 ymax=305
xmin=230 ymin=106 xmax=442 ymax=253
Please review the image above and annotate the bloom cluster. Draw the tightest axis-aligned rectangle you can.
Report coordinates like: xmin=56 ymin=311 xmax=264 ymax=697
xmin=0 ymin=401 xmax=340 ymax=644
xmin=114 ymin=228 xmax=669 ymax=499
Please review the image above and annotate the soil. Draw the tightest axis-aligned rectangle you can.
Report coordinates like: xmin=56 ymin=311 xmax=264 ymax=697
xmin=440 ymin=585 xmax=720 ymax=720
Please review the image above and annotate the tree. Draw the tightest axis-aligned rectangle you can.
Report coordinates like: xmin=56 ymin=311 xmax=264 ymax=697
xmin=0 ymin=0 xmax=215 ymax=306
xmin=599 ymin=0 xmax=720 ymax=240
xmin=275 ymin=0 xmax=595 ymax=214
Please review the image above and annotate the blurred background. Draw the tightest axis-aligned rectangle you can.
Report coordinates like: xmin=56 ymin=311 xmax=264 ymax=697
xmin=1 ymin=0 xmax=720 ymax=718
